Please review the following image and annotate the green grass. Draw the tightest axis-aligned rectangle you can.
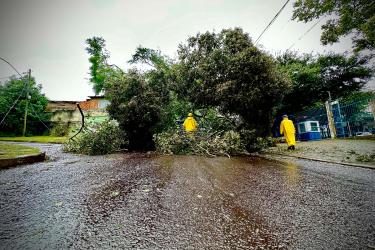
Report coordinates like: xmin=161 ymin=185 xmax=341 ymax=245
xmin=0 ymin=136 xmax=67 ymax=144
xmin=0 ymin=142 xmax=40 ymax=159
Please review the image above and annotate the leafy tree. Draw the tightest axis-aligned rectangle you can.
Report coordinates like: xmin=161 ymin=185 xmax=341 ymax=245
xmin=105 ymin=70 xmax=170 ymax=150
xmin=85 ymin=37 xmax=174 ymax=150
xmin=175 ymin=28 xmax=291 ymax=136
xmin=0 ymin=76 xmax=50 ymax=136
xmin=277 ymin=52 xmax=373 ymax=114
xmin=128 ymin=46 xmax=169 ymax=70
xmin=85 ymin=37 xmax=125 ymax=95
xmin=292 ymin=0 xmax=375 ymax=54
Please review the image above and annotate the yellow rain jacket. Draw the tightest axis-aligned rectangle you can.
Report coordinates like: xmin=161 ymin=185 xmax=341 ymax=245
xmin=280 ymin=118 xmax=296 ymax=147
xmin=183 ymin=115 xmax=198 ymax=132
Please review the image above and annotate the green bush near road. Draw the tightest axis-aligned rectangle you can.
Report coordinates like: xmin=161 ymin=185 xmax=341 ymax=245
xmin=154 ymin=130 xmax=247 ymax=156
xmin=63 ymin=120 xmax=124 ymax=155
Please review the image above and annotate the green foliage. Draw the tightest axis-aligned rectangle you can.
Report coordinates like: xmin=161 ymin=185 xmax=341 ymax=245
xmin=63 ymin=120 xmax=123 ymax=155
xmin=85 ymin=37 xmax=109 ymax=95
xmin=356 ymin=153 xmax=375 ymax=162
xmin=106 ymin=70 xmax=170 ymax=151
xmin=198 ymin=108 xmax=237 ymax=132
xmin=50 ymin=122 xmax=70 ymax=137
xmin=277 ymin=52 xmax=373 ymax=114
xmin=154 ymin=130 xmax=246 ymax=156
xmin=0 ymin=76 xmax=50 ymax=136
xmin=175 ymin=28 xmax=291 ymax=136
xmin=292 ymin=0 xmax=375 ymax=54
xmin=338 ymin=91 xmax=375 ymax=123
xmin=128 ymin=46 xmax=169 ymax=70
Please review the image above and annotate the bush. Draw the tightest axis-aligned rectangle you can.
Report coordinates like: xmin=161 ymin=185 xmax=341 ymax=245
xmin=238 ymin=129 xmax=277 ymax=152
xmin=63 ymin=120 xmax=124 ymax=155
xmin=154 ymin=130 xmax=246 ymax=156
xmin=50 ymin=122 xmax=70 ymax=137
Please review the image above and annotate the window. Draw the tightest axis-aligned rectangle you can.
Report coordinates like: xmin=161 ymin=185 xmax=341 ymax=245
xmin=299 ymin=123 xmax=306 ymax=133
xmin=310 ymin=122 xmax=318 ymax=132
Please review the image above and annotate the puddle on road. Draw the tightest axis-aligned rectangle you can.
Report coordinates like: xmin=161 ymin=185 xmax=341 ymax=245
xmin=283 ymin=162 xmax=301 ymax=187
xmin=50 ymin=154 xmax=298 ymax=248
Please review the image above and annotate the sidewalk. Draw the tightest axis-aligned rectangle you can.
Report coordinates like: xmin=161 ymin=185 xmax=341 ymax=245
xmin=263 ymin=139 xmax=375 ymax=169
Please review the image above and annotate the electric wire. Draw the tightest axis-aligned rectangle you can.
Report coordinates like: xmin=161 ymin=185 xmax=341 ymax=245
xmin=0 ymin=76 xmax=28 ymax=126
xmin=255 ymin=0 xmax=290 ymax=45
xmin=0 ymin=57 xmax=50 ymax=131
xmin=28 ymin=103 xmax=50 ymax=130
xmin=0 ymin=57 xmax=23 ymax=78
xmin=287 ymin=18 xmax=323 ymax=50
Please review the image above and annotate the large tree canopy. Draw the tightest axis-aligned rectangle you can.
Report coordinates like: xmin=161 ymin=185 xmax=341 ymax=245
xmin=277 ymin=52 xmax=373 ymax=114
xmin=85 ymin=40 xmax=173 ymax=151
xmin=292 ymin=0 xmax=375 ymax=54
xmin=106 ymin=69 xmax=171 ymax=151
xmin=175 ymin=28 xmax=291 ymax=135
xmin=0 ymin=77 xmax=50 ymax=136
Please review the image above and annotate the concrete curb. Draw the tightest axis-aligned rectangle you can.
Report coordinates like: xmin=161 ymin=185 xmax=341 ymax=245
xmin=260 ymin=153 xmax=375 ymax=170
xmin=0 ymin=152 xmax=46 ymax=169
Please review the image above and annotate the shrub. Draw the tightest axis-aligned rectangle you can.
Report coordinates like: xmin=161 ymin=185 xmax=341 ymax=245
xmin=154 ymin=130 xmax=246 ymax=157
xmin=238 ymin=129 xmax=277 ymax=152
xmin=50 ymin=122 xmax=70 ymax=137
xmin=63 ymin=119 xmax=124 ymax=155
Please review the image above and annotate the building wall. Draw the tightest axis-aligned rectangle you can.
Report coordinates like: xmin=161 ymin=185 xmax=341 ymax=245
xmin=46 ymin=101 xmax=77 ymax=112
xmin=50 ymin=110 xmax=82 ymax=123
xmin=47 ymin=98 xmax=110 ymax=125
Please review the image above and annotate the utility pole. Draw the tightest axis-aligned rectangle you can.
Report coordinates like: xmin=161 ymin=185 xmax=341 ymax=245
xmin=22 ymin=69 xmax=31 ymax=137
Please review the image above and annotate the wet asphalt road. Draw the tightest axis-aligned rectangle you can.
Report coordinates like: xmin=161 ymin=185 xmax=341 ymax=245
xmin=0 ymin=143 xmax=374 ymax=249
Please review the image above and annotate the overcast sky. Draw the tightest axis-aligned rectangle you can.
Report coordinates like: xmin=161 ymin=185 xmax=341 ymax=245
xmin=0 ymin=0 xmax=371 ymax=101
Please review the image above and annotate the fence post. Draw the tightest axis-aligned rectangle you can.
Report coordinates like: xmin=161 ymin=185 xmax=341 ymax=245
xmin=325 ymin=100 xmax=336 ymax=139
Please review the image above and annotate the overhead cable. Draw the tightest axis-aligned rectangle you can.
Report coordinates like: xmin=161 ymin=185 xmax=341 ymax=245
xmin=255 ymin=0 xmax=290 ymax=45
xmin=288 ymin=18 xmax=323 ymax=50
xmin=0 ymin=57 xmax=28 ymax=126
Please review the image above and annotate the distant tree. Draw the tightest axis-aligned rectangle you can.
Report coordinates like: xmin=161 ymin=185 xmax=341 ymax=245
xmin=175 ymin=28 xmax=291 ymax=136
xmin=0 ymin=76 xmax=50 ymax=136
xmin=277 ymin=52 xmax=373 ymax=114
xmin=292 ymin=0 xmax=375 ymax=54
xmin=85 ymin=37 xmax=109 ymax=95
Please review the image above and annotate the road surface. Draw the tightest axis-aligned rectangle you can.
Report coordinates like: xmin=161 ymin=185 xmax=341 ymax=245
xmin=0 ymin=143 xmax=374 ymax=249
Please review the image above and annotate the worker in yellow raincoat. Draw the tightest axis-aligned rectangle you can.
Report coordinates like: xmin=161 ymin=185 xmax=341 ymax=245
xmin=280 ymin=115 xmax=296 ymax=150
xmin=183 ymin=113 xmax=198 ymax=132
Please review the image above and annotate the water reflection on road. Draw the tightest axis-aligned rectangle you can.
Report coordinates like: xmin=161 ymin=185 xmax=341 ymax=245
xmin=0 ymin=143 xmax=374 ymax=249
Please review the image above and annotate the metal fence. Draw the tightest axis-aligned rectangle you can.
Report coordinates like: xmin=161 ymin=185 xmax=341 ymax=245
xmin=293 ymin=96 xmax=375 ymax=139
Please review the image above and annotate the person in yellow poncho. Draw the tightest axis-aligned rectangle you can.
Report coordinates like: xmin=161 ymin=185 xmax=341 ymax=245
xmin=183 ymin=113 xmax=198 ymax=132
xmin=280 ymin=115 xmax=296 ymax=150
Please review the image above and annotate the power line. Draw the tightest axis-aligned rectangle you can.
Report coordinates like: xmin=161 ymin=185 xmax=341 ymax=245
xmin=287 ymin=18 xmax=323 ymax=50
xmin=254 ymin=0 xmax=290 ymax=45
xmin=0 ymin=57 xmax=50 ymax=131
xmin=0 ymin=81 xmax=27 ymax=126
xmin=0 ymin=57 xmax=28 ymax=126
xmin=28 ymin=103 xmax=50 ymax=131
xmin=0 ymin=57 xmax=23 ymax=78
